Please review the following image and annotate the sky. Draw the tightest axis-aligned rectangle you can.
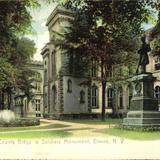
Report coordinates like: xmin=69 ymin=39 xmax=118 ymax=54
xmin=27 ymin=1 xmax=57 ymax=61
xmin=28 ymin=2 xmax=156 ymax=62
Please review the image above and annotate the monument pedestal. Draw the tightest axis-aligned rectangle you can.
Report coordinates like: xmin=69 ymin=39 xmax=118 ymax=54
xmin=123 ymin=73 xmax=160 ymax=127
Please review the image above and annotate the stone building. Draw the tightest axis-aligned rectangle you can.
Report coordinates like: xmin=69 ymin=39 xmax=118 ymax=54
xmin=41 ymin=6 xmax=90 ymax=118
xmin=41 ymin=6 xmax=160 ymax=119
xmin=14 ymin=61 xmax=44 ymax=117
xmin=41 ymin=6 xmax=133 ymax=119
xmin=147 ymin=53 xmax=160 ymax=110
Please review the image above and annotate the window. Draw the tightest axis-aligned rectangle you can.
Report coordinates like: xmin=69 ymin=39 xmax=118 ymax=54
xmin=155 ymin=86 xmax=160 ymax=98
xmin=118 ymin=87 xmax=123 ymax=109
xmin=107 ymin=88 xmax=113 ymax=108
xmin=80 ymin=90 xmax=85 ymax=104
xmin=67 ymin=79 xmax=72 ymax=93
xmin=91 ymin=60 xmax=98 ymax=77
xmin=128 ymin=84 xmax=133 ymax=108
xmin=155 ymin=56 xmax=160 ymax=70
xmin=44 ymin=92 xmax=48 ymax=107
xmin=52 ymin=86 xmax=57 ymax=106
xmin=35 ymin=83 xmax=41 ymax=92
xmin=91 ymin=85 xmax=98 ymax=108
xmin=44 ymin=70 xmax=47 ymax=84
xmin=35 ymin=73 xmax=41 ymax=80
xmin=36 ymin=114 xmax=41 ymax=117
xmin=35 ymin=99 xmax=41 ymax=111
xmin=52 ymin=51 xmax=56 ymax=77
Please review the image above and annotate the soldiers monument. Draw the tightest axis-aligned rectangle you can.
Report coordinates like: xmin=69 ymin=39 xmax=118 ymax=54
xmin=123 ymin=35 xmax=160 ymax=128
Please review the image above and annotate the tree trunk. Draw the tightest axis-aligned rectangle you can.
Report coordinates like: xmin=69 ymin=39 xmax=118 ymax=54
xmin=101 ymin=81 xmax=106 ymax=121
xmin=1 ymin=92 xmax=4 ymax=110
xmin=7 ymin=92 xmax=11 ymax=110
xmin=101 ymin=59 xmax=107 ymax=121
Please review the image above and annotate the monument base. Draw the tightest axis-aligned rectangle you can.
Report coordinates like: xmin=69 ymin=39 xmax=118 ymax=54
xmin=123 ymin=111 xmax=160 ymax=127
xmin=123 ymin=73 xmax=160 ymax=128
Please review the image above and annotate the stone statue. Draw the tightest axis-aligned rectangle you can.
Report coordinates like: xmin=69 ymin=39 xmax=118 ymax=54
xmin=136 ymin=35 xmax=151 ymax=74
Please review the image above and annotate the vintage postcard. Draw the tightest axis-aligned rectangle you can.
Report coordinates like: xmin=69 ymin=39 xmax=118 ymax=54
xmin=0 ymin=0 xmax=160 ymax=159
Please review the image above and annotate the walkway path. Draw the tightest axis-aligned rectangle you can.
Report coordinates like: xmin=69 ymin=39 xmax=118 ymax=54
xmin=0 ymin=119 xmax=114 ymax=137
xmin=41 ymin=118 xmax=115 ymax=129
xmin=40 ymin=119 xmax=115 ymax=137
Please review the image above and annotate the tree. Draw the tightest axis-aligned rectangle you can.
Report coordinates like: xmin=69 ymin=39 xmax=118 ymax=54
xmin=0 ymin=0 xmax=38 ymax=57
xmin=13 ymin=37 xmax=37 ymax=98
xmin=54 ymin=0 xmax=157 ymax=121
xmin=0 ymin=0 xmax=39 ymax=109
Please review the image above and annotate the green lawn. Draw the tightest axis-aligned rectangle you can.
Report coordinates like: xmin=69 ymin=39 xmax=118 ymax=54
xmin=0 ymin=122 xmax=71 ymax=139
xmin=96 ymin=127 xmax=160 ymax=140
xmin=1 ymin=119 xmax=160 ymax=140
xmin=0 ymin=130 xmax=72 ymax=139
xmin=65 ymin=118 xmax=122 ymax=125
xmin=0 ymin=123 xmax=70 ymax=132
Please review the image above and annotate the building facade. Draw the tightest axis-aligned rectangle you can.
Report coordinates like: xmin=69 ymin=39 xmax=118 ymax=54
xmin=41 ymin=6 xmax=90 ymax=119
xmin=14 ymin=61 xmax=44 ymax=118
xmin=41 ymin=6 xmax=160 ymax=119
xmin=41 ymin=6 xmax=133 ymax=119
xmin=147 ymin=53 xmax=160 ymax=110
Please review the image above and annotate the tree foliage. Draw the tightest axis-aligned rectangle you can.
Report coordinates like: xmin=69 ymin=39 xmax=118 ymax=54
xmin=54 ymin=0 xmax=159 ymax=120
xmin=0 ymin=0 xmax=39 ymax=109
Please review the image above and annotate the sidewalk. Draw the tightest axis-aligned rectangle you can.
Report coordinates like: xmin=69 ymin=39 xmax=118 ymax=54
xmin=40 ymin=118 xmax=115 ymax=129
xmin=0 ymin=119 xmax=113 ymax=135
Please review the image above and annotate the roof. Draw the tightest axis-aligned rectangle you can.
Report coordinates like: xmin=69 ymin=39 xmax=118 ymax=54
xmin=46 ymin=5 xmax=74 ymax=26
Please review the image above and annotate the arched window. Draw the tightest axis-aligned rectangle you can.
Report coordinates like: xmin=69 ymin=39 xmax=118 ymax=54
xmin=155 ymin=86 xmax=160 ymax=99
xmin=91 ymin=85 xmax=98 ymax=108
xmin=52 ymin=86 xmax=57 ymax=105
xmin=44 ymin=92 xmax=48 ymax=107
xmin=118 ymin=87 xmax=123 ymax=109
xmin=67 ymin=79 xmax=72 ymax=93
xmin=128 ymin=84 xmax=133 ymax=108
xmin=155 ymin=56 xmax=160 ymax=70
xmin=52 ymin=51 xmax=56 ymax=76
xmin=80 ymin=90 xmax=85 ymax=104
xmin=91 ymin=60 xmax=98 ymax=77
xmin=44 ymin=69 xmax=47 ymax=84
xmin=107 ymin=88 xmax=113 ymax=108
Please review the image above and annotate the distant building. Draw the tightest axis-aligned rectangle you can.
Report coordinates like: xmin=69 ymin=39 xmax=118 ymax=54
xmin=14 ymin=61 xmax=44 ymax=118
xmin=147 ymin=53 xmax=160 ymax=110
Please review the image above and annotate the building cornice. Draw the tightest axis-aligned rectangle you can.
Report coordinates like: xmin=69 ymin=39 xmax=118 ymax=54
xmin=41 ymin=43 xmax=50 ymax=56
xmin=26 ymin=61 xmax=43 ymax=70
xmin=46 ymin=5 xmax=74 ymax=27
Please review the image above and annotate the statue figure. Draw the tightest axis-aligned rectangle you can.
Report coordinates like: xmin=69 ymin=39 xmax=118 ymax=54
xmin=136 ymin=35 xmax=151 ymax=74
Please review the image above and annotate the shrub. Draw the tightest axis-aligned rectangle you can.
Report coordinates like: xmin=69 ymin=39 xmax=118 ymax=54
xmin=0 ymin=118 xmax=40 ymax=127
xmin=117 ymin=124 xmax=160 ymax=132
